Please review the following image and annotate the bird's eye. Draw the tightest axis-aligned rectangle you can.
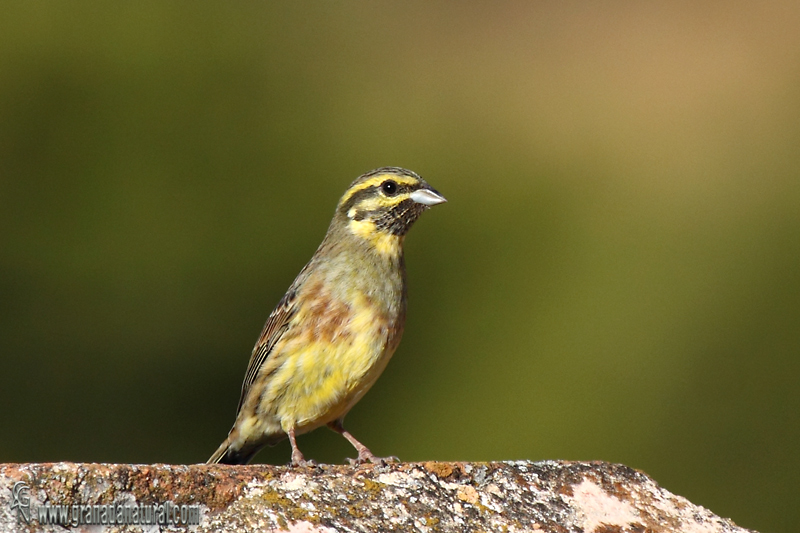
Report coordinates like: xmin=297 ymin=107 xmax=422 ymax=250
xmin=381 ymin=180 xmax=398 ymax=196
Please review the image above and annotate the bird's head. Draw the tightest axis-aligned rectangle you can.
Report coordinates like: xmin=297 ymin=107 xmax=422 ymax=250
xmin=336 ymin=167 xmax=446 ymax=245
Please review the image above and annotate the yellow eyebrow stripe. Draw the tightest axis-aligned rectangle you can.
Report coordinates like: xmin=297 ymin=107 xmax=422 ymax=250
xmin=338 ymin=174 xmax=419 ymax=207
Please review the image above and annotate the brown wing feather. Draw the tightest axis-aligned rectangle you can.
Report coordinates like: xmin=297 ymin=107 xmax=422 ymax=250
xmin=235 ymin=262 xmax=312 ymax=414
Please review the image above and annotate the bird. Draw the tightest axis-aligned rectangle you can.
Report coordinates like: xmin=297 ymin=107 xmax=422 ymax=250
xmin=208 ymin=167 xmax=446 ymax=466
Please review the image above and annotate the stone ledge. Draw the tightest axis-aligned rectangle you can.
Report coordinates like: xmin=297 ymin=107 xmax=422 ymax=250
xmin=0 ymin=460 xmax=754 ymax=532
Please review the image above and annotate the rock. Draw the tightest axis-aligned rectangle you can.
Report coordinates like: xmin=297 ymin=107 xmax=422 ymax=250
xmin=0 ymin=460 xmax=754 ymax=532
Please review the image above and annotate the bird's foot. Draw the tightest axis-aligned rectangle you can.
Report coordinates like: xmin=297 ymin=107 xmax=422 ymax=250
xmin=291 ymin=457 xmax=318 ymax=467
xmin=347 ymin=454 xmax=400 ymax=466
xmin=290 ymin=448 xmax=317 ymax=467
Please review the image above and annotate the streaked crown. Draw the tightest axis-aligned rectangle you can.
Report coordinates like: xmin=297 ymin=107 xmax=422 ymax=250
xmin=337 ymin=167 xmax=446 ymax=237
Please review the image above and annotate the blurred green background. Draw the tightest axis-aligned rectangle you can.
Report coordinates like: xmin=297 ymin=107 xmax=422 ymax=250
xmin=2 ymin=2 xmax=798 ymax=532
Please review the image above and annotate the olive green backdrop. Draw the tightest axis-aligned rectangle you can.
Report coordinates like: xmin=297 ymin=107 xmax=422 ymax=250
xmin=2 ymin=3 xmax=798 ymax=532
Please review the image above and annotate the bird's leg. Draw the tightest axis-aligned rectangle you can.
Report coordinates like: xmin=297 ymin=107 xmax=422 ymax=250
xmin=327 ymin=419 xmax=399 ymax=465
xmin=288 ymin=427 xmax=316 ymax=467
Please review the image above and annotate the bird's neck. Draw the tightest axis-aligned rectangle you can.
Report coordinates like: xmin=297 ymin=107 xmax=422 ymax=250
xmin=344 ymin=218 xmax=404 ymax=260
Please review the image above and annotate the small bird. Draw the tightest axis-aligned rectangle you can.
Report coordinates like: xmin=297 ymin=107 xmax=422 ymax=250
xmin=208 ymin=167 xmax=446 ymax=466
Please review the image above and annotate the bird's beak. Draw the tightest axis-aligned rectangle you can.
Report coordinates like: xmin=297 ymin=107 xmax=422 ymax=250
xmin=410 ymin=188 xmax=447 ymax=206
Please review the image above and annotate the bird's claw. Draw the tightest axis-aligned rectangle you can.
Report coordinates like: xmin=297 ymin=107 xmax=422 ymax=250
xmin=347 ymin=455 xmax=400 ymax=466
xmin=290 ymin=457 xmax=318 ymax=468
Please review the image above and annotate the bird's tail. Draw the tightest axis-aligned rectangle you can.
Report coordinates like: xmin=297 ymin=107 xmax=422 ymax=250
xmin=207 ymin=437 xmax=258 ymax=465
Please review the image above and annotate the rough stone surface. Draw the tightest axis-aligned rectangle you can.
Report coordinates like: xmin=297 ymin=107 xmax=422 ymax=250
xmin=0 ymin=460 xmax=755 ymax=532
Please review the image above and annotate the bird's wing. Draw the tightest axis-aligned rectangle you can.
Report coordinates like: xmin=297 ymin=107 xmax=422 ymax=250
xmin=235 ymin=263 xmax=311 ymax=414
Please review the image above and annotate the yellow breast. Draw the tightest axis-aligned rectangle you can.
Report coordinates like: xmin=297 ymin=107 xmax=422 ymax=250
xmin=259 ymin=282 xmax=396 ymax=434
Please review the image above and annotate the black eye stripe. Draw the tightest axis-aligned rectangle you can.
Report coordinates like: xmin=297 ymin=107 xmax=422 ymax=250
xmin=339 ymin=182 xmax=418 ymax=214
xmin=339 ymin=186 xmax=379 ymax=214
xmin=388 ymin=182 xmax=413 ymax=196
